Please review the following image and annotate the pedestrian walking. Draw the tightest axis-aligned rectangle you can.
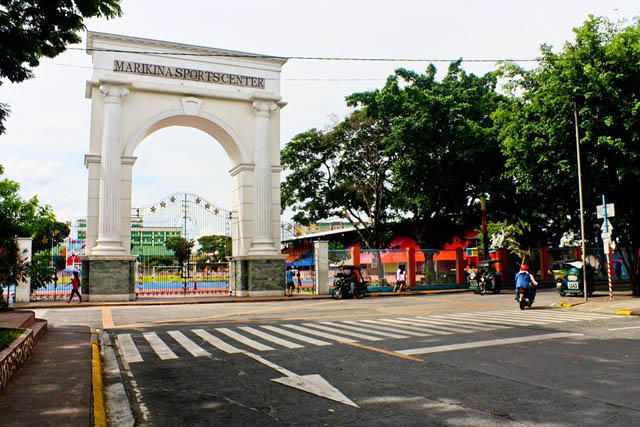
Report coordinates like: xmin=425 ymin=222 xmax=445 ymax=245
xmin=286 ymin=267 xmax=295 ymax=296
xmin=393 ymin=265 xmax=407 ymax=293
xmin=296 ymin=269 xmax=302 ymax=294
xmin=68 ymin=271 xmax=82 ymax=303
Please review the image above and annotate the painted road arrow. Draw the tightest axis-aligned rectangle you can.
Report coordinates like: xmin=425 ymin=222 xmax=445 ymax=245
xmin=243 ymin=351 xmax=359 ymax=408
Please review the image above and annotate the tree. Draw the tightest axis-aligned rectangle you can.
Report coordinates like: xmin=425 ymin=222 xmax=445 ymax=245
xmin=494 ymin=16 xmax=640 ymax=294
xmin=0 ymin=238 xmax=29 ymax=308
xmin=0 ymin=165 xmax=66 ymax=304
xmin=197 ymin=235 xmax=231 ymax=262
xmin=0 ymin=0 xmax=122 ymax=134
xmin=346 ymin=63 xmax=514 ymax=248
xmin=281 ymin=110 xmax=396 ymax=250
xmin=165 ymin=237 xmax=194 ymax=277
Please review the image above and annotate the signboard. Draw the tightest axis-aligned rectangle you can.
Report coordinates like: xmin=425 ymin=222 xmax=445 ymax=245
xmin=113 ymin=60 xmax=266 ymax=89
xmin=596 ymin=203 xmax=615 ymax=219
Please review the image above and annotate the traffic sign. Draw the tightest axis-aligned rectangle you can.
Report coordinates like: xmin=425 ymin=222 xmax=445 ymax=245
xmin=601 ymin=231 xmax=611 ymax=242
xmin=596 ymin=203 xmax=615 ymax=219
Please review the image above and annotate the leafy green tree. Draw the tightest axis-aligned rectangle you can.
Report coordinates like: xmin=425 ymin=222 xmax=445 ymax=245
xmin=0 ymin=0 xmax=122 ymax=134
xmin=0 ymin=165 xmax=39 ymax=238
xmin=32 ymin=219 xmax=70 ymax=253
xmin=29 ymin=250 xmax=53 ymax=292
xmin=346 ymin=63 xmax=514 ymax=248
xmin=282 ymin=110 xmax=395 ymax=250
xmin=0 ymin=238 xmax=29 ymax=308
xmin=494 ymin=16 xmax=640 ymax=294
xmin=165 ymin=237 xmax=194 ymax=277
xmin=197 ymin=235 xmax=231 ymax=262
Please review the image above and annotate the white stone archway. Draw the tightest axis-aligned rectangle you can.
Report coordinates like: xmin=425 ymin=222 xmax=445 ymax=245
xmin=82 ymin=32 xmax=288 ymax=300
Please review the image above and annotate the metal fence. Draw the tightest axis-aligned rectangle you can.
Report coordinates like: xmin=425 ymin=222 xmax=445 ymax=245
xmin=135 ymin=254 xmax=229 ymax=297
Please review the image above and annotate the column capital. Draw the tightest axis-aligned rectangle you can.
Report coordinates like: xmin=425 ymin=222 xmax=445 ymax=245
xmin=252 ymin=100 xmax=278 ymax=117
xmin=100 ymin=84 xmax=129 ymax=104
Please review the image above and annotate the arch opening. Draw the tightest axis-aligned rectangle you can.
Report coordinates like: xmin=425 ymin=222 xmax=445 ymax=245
xmin=124 ymin=110 xmax=251 ymax=166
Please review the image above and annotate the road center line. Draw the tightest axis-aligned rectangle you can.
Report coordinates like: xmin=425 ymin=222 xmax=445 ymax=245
xmin=397 ymin=332 xmax=583 ymax=355
xmin=342 ymin=341 xmax=427 ymax=363
xmin=102 ymin=307 xmax=114 ymax=329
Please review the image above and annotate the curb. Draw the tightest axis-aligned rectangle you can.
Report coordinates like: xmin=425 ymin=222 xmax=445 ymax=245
xmin=615 ymin=310 xmax=640 ymax=316
xmin=92 ymin=333 xmax=107 ymax=427
xmin=15 ymin=288 xmax=471 ymax=309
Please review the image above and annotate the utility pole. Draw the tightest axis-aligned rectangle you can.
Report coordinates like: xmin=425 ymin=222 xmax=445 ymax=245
xmin=480 ymin=196 xmax=489 ymax=260
xmin=574 ymin=103 xmax=588 ymax=302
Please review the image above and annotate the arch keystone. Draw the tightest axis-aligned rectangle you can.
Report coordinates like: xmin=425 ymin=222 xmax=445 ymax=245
xmin=181 ymin=97 xmax=202 ymax=116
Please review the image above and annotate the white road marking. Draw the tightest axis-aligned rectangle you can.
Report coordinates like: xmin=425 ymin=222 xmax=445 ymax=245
xmin=328 ymin=322 xmax=410 ymax=339
xmin=381 ymin=319 xmax=453 ymax=335
xmin=450 ymin=313 xmax=543 ymax=326
xmin=423 ymin=316 xmax=510 ymax=330
xmin=608 ymin=326 xmax=640 ymax=331
xmin=168 ymin=331 xmax=211 ymax=357
xmin=437 ymin=313 xmax=512 ymax=326
xmin=282 ymin=324 xmax=358 ymax=342
xmin=238 ymin=326 xmax=304 ymax=349
xmin=531 ymin=312 xmax=614 ymax=320
xmin=358 ymin=320 xmax=432 ymax=337
xmin=516 ymin=312 xmax=594 ymax=322
xmin=192 ymin=329 xmax=243 ymax=354
xmin=398 ymin=333 xmax=583 ymax=355
xmin=241 ymin=351 xmax=358 ymax=407
xmin=302 ymin=323 xmax=383 ymax=341
xmin=143 ymin=332 xmax=178 ymax=360
xmin=260 ymin=325 xmax=332 ymax=346
xmin=116 ymin=334 xmax=143 ymax=363
xmin=215 ymin=328 xmax=275 ymax=352
xmin=398 ymin=317 xmax=483 ymax=333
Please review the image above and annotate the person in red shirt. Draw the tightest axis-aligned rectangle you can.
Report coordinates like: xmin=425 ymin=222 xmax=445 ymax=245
xmin=68 ymin=271 xmax=82 ymax=303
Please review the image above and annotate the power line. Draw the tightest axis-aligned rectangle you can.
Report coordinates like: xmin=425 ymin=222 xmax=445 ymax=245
xmin=40 ymin=61 xmax=389 ymax=81
xmin=70 ymin=46 xmax=575 ymax=63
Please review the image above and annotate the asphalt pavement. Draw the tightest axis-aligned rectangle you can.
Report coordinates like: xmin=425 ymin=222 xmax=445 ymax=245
xmin=106 ymin=302 xmax=640 ymax=426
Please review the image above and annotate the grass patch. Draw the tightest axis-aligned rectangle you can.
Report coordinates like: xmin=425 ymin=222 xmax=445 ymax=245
xmin=0 ymin=329 xmax=22 ymax=352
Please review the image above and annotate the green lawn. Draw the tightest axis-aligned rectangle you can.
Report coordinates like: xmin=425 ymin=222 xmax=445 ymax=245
xmin=0 ymin=329 xmax=22 ymax=352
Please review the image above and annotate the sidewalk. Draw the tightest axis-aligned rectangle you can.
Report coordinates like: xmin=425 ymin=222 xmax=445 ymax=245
xmin=13 ymin=287 xmax=470 ymax=310
xmin=552 ymin=290 xmax=640 ymax=315
xmin=0 ymin=321 xmax=92 ymax=427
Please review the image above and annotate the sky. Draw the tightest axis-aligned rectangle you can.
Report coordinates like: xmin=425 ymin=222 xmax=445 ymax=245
xmin=1 ymin=0 xmax=638 ymax=225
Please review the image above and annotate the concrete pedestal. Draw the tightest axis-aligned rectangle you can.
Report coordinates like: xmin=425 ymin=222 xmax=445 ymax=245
xmin=229 ymin=256 xmax=287 ymax=297
xmin=16 ymin=238 xmax=32 ymax=303
xmin=81 ymin=255 xmax=137 ymax=301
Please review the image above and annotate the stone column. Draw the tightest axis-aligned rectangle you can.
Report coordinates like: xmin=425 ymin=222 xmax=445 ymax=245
xmin=248 ymin=100 xmax=278 ymax=255
xmin=314 ymin=240 xmax=329 ymax=295
xmin=15 ymin=238 xmax=32 ymax=303
xmin=92 ymin=85 xmax=129 ymax=255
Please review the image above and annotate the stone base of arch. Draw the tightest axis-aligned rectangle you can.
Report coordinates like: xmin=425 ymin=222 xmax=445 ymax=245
xmin=81 ymin=255 xmax=137 ymax=302
xmin=229 ymin=255 xmax=287 ymax=297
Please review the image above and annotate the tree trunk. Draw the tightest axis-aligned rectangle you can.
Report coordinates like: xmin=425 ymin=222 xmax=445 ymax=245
xmin=375 ymin=251 xmax=385 ymax=286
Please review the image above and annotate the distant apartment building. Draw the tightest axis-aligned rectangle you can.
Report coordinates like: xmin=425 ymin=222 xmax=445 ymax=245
xmin=70 ymin=217 xmax=182 ymax=255
xmin=295 ymin=219 xmax=353 ymax=236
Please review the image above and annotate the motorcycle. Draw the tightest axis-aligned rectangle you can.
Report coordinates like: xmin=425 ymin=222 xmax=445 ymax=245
xmin=516 ymin=287 xmax=534 ymax=310
xmin=554 ymin=261 xmax=594 ymax=297
xmin=331 ymin=265 xmax=369 ymax=300
xmin=470 ymin=260 xmax=501 ymax=295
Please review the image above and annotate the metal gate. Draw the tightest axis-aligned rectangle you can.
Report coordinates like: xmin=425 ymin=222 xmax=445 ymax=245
xmin=131 ymin=192 xmax=233 ymax=298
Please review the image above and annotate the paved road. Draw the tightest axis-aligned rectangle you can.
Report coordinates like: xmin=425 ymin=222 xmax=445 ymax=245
xmin=79 ymin=292 xmax=639 ymax=427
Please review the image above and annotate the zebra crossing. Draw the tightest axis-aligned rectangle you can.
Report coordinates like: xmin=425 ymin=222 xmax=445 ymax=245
xmin=115 ymin=310 xmax=615 ymax=364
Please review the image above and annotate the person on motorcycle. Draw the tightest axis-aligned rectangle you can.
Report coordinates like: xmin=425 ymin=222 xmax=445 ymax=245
xmin=515 ymin=264 xmax=538 ymax=303
xmin=341 ymin=267 xmax=361 ymax=297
